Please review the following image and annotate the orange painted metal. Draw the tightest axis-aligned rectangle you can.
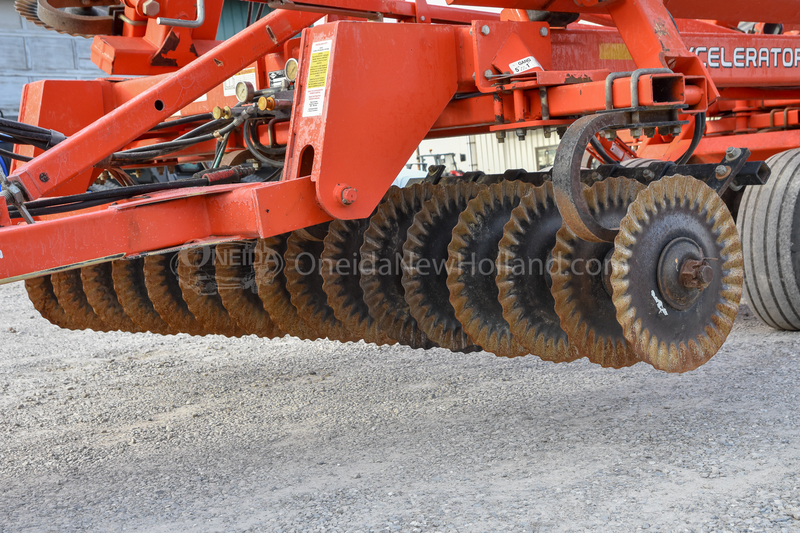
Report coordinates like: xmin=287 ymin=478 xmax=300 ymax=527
xmin=8 ymin=9 xmax=320 ymax=201
xmin=283 ymin=21 xmax=459 ymax=219
xmin=0 ymin=178 xmax=330 ymax=283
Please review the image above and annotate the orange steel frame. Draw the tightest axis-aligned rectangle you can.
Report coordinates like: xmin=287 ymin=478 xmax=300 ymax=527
xmin=2 ymin=0 xmax=800 ymax=281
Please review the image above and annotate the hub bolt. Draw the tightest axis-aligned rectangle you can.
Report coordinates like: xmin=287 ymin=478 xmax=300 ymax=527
xmin=679 ymin=259 xmax=714 ymax=289
xmin=335 ymin=184 xmax=357 ymax=206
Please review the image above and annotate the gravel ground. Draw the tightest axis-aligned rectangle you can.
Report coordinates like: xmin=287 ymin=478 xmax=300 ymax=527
xmin=0 ymin=281 xmax=799 ymax=533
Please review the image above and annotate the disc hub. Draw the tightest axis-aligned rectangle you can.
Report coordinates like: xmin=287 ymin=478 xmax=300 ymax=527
xmin=657 ymin=237 xmax=711 ymax=311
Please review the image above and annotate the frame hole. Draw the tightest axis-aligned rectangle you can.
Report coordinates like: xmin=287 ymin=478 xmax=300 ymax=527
xmin=298 ymin=145 xmax=315 ymax=178
xmin=154 ymin=99 xmax=165 ymax=111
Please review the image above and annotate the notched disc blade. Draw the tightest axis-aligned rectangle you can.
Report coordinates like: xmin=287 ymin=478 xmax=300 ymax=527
xmin=551 ymin=177 xmax=644 ymax=368
xmin=402 ymin=182 xmax=483 ymax=352
xmin=360 ymin=184 xmax=437 ymax=349
xmin=497 ymin=182 xmax=576 ymax=363
xmin=112 ymin=258 xmax=176 ymax=335
xmin=322 ymin=217 xmax=395 ymax=346
xmin=24 ymin=275 xmax=74 ymax=329
xmin=286 ymin=225 xmax=355 ymax=342
xmin=177 ymin=246 xmax=245 ymax=337
xmin=51 ymin=269 xmax=111 ymax=332
xmin=215 ymin=241 xmax=284 ymax=338
xmin=447 ymin=180 xmax=532 ymax=357
xmin=81 ymin=262 xmax=142 ymax=332
xmin=611 ymin=175 xmax=743 ymax=372
xmin=143 ymin=252 xmax=206 ymax=335
xmin=254 ymin=235 xmax=319 ymax=341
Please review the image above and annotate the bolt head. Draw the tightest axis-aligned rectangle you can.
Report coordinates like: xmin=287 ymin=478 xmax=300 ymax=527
xmin=142 ymin=0 xmax=160 ymax=17
xmin=540 ymin=27 xmax=549 ymax=37
xmin=642 ymin=169 xmax=655 ymax=180
xmin=480 ymin=25 xmax=490 ymax=36
xmin=38 ymin=172 xmax=49 ymax=183
xmin=420 ymin=15 xmax=425 ymax=21
xmin=715 ymin=165 xmax=728 ymax=178
xmin=725 ymin=147 xmax=741 ymax=161
xmin=484 ymin=69 xmax=493 ymax=79
xmin=340 ymin=187 xmax=357 ymax=206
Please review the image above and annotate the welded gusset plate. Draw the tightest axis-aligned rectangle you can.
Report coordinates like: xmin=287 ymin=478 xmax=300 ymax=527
xmin=611 ymin=175 xmax=743 ymax=373
xmin=360 ymin=184 xmax=437 ymax=349
xmin=285 ymin=225 xmax=356 ymax=342
xmin=402 ymin=182 xmax=484 ymax=353
xmin=177 ymin=246 xmax=245 ymax=338
xmin=496 ymin=182 xmax=577 ymax=363
xmin=322 ymin=218 xmax=395 ymax=347
xmin=550 ymin=178 xmax=644 ymax=368
xmin=51 ymin=269 xmax=111 ymax=332
xmin=215 ymin=242 xmax=284 ymax=339
xmin=447 ymin=180 xmax=532 ymax=358
xmin=254 ymin=236 xmax=320 ymax=341
xmin=143 ymin=253 xmax=206 ymax=336
xmin=24 ymin=275 xmax=74 ymax=329
xmin=112 ymin=258 xmax=176 ymax=335
xmin=81 ymin=262 xmax=142 ymax=333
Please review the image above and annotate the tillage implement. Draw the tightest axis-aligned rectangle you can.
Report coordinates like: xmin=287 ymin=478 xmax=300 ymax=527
xmin=5 ymin=0 xmax=800 ymax=373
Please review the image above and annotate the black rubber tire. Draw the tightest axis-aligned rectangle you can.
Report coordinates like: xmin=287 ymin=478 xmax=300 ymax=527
xmin=738 ymin=148 xmax=800 ymax=330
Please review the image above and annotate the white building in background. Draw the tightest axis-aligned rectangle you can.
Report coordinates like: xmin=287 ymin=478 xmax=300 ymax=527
xmin=408 ymin=130 xmax=560 ymax=177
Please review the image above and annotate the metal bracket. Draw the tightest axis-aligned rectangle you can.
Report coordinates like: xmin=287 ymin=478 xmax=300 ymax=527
xmin=157 ymin=0 xmax=205 ymax=28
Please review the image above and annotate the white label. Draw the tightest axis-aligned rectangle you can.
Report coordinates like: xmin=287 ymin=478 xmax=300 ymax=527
xmin=302 ymin=40 xmax=332 ymax=118
xmin=509 ymin=56 xmax=541 ymax=75
xmin=223 ymin=67 xmax=258 ymax=97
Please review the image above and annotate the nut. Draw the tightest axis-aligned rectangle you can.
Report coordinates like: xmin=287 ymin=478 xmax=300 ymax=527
xmin=540 ymin=27 xmax=549 ymax=37
xmin=480 ymin=25 xmax=490 ymax=36
xmin=141 ymin=0 xmax=160 ymax=17
xmin=680 ymin=259 xmax=714 ymax=290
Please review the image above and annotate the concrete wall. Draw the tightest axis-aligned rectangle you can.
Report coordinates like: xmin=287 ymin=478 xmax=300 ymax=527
xmin=0 ymin=0 xmax=104 ymax=119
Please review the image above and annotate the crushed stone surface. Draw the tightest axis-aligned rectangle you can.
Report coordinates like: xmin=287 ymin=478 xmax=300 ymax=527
xmin=0 ymin=281 xmax=799 ymax=532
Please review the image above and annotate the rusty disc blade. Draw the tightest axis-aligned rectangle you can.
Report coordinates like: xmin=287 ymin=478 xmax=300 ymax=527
xmin=550 ymin=177 xmax=644 ymax=368
xmin=360 ymin=184 xmax=437 ymax=349
xmin=254 ymin=236 xmax=319 ymax=340
xmin=24 ymin=275 xmax=74 ymax=329
xmin=285 ymin=225 xmax=356 ymax=342
xmin=496 ymin=182 xmax=577 ymax=363
xmin=322 ymin=217 xmax=395 ymax=346
xmin=81 ymin=262 xmax=142 ymax=332
xmin=215 ymin=241 xmax=284 ymax=338
xmin=402 ymin=182 xmax=483 ymax=352
xmin=177 ymin=246 xmax=246 ymax=337
xmin=143 ymin=252 xmax=206 ymax=335
xmin=15 ymin=0 xmax=117 ymax=37
xmin=51 ymin=269 xmax=111 ymax=332
xmin=611 ymin=175 xmax=743 ymax=372
xmin=447 ymin=180 xmax=531 ymax=357
xmin=112 ymin=258 xmax=176 ymax=335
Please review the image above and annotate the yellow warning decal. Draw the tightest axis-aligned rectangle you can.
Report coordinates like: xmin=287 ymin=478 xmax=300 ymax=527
xmin=303 ymin=40 xmax=332 ymax=118
xmin=599 ymin=43 xmax=633 ymax=60
xmin=307 ymin=43 xmax=331 ymax=89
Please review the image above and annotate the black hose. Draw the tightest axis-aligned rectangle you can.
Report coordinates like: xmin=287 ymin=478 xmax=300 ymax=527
xmin=150 ymin=113 xmax=214 ymax=131
xmin=676 ymin=112 xmax=706 ymax=165
xmin=246 ymin=1 xmax=254 ymax=25
xmin=23 ymin=178 xmax=209 ymax=210
xmin=243 ymin=120 xmax=283 ymax=167
xmin=0 ymin=147 xmax=32 ymax=162
xmin=590 ymin=137 xmax=617 ymax=165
